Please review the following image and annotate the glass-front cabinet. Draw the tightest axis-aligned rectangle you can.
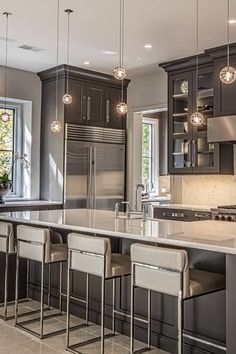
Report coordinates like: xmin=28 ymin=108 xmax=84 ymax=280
xmin=168 ymin=67 xmax=231 ymax=174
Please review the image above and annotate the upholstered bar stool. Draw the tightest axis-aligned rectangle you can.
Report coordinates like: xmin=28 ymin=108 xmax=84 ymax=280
xmin=130 ymin=244 xmax=226 ymax=354
xmin=66 ymin=233 xmax=131 ymax=354
xmin=15 ymin=224 xmax=68 ymax=339
xmin=0 ymin=222 xmax=16 ymax=320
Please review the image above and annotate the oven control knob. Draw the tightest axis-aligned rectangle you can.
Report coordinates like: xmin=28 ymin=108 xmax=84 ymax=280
xmin=214 ymin=215 xmax=219 ymax=220
xmin=226 ymin=215 xmax=232 ymax=222
xmin=218 ymin=214 xmax=223 ymax=220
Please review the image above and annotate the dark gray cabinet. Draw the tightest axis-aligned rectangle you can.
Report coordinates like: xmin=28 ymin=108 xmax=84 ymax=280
xmin=38 ymin=65 xmax=130 ymax=129
xmin=160 ymin=45 xmax=234 ymax=175
xmin=214 ymin=55 xmax=236 ymax=116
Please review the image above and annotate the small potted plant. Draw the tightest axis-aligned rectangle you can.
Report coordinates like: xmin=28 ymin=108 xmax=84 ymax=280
xmin=0 ymin=153 xmax=30 ymax=204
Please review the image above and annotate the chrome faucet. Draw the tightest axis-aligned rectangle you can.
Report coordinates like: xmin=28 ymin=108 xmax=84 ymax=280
xmin=115 ymin=201 xmax=130 ymax=219
xmin=135 ymin=184 xmax=145 ymax=212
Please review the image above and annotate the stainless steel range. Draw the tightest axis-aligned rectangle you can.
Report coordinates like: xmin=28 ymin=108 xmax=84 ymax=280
xmin=211 ymin=205 xmax=236 ymax=222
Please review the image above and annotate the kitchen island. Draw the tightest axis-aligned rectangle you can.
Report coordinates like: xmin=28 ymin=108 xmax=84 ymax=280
xmin=0 ymin=208 xmax=235 ymax=353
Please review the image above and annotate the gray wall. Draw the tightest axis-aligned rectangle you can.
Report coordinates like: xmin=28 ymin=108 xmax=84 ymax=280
xmin=0 ymin=66 xmax=41 ymax=199
xmin=127 ymin=70 xmax=168 ymax=204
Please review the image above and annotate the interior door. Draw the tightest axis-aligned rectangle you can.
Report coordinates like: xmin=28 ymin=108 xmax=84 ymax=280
xmin=92 ymin=143 xmax=125 ymax=211
xmin=64 ymin=140 xmax=92 ymax=209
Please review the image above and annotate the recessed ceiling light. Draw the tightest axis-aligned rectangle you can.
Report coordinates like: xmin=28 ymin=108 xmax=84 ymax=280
xmin=144 ymin=44 xmax=153 ymax=49
xmin=84 ymin=61 xmax=90 ymax=65
xmin=102 ymin=50 xmax=117 ymax=55
xmin=229 ymin=19 xmax=236 ymax=24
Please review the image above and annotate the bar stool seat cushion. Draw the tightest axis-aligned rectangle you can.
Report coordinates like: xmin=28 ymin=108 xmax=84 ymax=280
xmin=189 ymin=269 xmax=225 ymax=297
xmin=109 ymin=253 xmax=131 ymax=278
xmin=49 ymin=244 xmax=68 ymax=263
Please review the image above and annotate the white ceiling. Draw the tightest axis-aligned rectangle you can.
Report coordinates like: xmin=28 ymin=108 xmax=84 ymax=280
xmin=1 ymin=0 xmax=236 ymax=78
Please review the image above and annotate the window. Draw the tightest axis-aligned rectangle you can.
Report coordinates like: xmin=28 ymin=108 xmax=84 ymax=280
xmin=142 ymin=122 xmax=153 ymax=182
xmin=0 ymin=108 xmax=14 ymax=178
xmin=141 ymin=118 xmax=159 ymax=192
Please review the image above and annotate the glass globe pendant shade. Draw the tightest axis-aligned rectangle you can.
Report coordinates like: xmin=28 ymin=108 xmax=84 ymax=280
xmin=219 ymin=65 xmax=236 ymax=84
xmin=190 ymin=111 xmax=204 ymax=126
xmin=50 ymin=120 xmax=63 ymax=133
xmin=0 ymin=111 xmax=10 ymax=122
xmin=116 ymin=102 xmax=128 ymax=115
xmin=62 ymin=93 xmax=72 ymax=104
xmin=113 ymin=66 xmax=127 ymax=80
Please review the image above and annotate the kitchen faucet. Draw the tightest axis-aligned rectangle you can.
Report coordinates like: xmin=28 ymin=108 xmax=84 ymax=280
xmin=135 ymin=183 xmax=145 ymax=212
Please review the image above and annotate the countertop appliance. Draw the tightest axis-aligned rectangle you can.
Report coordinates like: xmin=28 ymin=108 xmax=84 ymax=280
xmin=64 ymin=124 xmax=125 ymax=210
xmin=211 ymin=205 xmax=236 ymax=222
xmin=153 ymin=206 xmax=211 ymax=221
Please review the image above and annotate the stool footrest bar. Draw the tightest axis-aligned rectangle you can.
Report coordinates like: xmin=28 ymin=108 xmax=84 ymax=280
xmin=183 ymin=333 xmax=226 ymax=351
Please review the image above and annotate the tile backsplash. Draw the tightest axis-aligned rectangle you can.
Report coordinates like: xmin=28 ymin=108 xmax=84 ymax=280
xmin=181 ymin=175 xmax=236 ymax=206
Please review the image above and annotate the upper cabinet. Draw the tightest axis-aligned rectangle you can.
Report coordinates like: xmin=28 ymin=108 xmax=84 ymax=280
xmin=160 ymin=44 xmax=235 ymax=175
xmin=38 ymin=65 xmax=130 ymax=130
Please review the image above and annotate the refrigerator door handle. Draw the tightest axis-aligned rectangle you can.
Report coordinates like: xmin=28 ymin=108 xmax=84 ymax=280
xmin=93 ymin=145 xmax=97 ymax=210
xmin=88 ymin=145 xmax=93 ymax=209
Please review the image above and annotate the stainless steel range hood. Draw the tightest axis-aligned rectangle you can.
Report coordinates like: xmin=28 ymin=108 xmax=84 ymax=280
xmin=207 ymin=115 xmax=236 ymax=142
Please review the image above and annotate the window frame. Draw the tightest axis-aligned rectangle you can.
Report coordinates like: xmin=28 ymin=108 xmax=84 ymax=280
xmin=0 ymin=102 xmax=24 ymax=198
xmin=141 ymin=118 xmax=159 ymax=192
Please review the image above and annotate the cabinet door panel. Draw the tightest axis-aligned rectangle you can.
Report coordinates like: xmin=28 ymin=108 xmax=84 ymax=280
xmin=65 ymin=79 xmax=87 ymax=124
xmin=105 ymin=87 xmax=126 ymax=129
xmin=214 ymin=56 xmax=236 ymax=116
xmin=87 ymin=83 xmax=104 ymax=126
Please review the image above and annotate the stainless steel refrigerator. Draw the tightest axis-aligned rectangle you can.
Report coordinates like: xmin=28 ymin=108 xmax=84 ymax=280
xmin=64 ymin=124 xmax=126 ymax=210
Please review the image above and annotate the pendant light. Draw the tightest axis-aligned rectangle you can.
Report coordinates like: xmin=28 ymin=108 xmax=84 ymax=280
xmin=113 ymin=0 xmax=126 ymax=80
xmin=116 ymin=0 xmax=128 ymax=115
xmin=219 ymin=0 xmax=236 ymax=84
xmin=0 ymin=12 xmax=12 ymax=123
xmin=62 ymin=9 xmax=73 ymax=105
xmin=190 ymin=0 xmax=204 ymax=127
xmin=50 ymin=0 xmax=63 ymax=133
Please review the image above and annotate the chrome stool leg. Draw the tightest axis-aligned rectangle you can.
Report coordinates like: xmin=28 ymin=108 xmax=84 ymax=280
xmin=85 ymin=273 xmax=89 ymax=325
xmin=26 ymin=259 xmax=30 ymax=300
xmin=59 ymin=262 xmax=63 ymax=314
xmin=112 ymin=278 xmax=116 ymax=335
xmin=15 ymin=253 xmax=19 ymax=326
xmin=47 ymin=264 xmax=51 ymax=309
xmin=40 ymin=253 xmax=45 ymax=339
xmin=101 ymin=274 xmax=105 ymax=354
xmin=147 ymin=289 xmax=151 ymax=350
xmin=130 ymin=263 xmax=134 ymax=354
xmin=178 ymin=292 xmax=183 ymax=354
xmin=3 ymin=253 xmax=9 ymax=320
xmin=66 ymin=252 xmax=71 ymax=349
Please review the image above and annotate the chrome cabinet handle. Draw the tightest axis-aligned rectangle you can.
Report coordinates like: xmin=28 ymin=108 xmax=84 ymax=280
xmin=83 ymin=96 xmax=87 ymax=120
xmin=192 ymin=140 xmax=196 ymax=167
xmin=106 ymin=100 xmax=110 ymax=123
xmin=87 ymin=96 xmax=91 ymax=121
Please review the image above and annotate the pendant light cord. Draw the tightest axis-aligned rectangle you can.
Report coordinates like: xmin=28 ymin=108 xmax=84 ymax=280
xmin=66 ymin=10 xmax=71 ymax=94
xmin=55 ymin=0 xmax=60 ymax=123
xmin=227 ymin=0 xmax=230 ymax=66
xmin=120 ymin=0 xmax=125 ymax=102
xmin=196 ymin=0 xmax=199 ymax=113
xmin=3 ymin=12 xmax=11 ymax=113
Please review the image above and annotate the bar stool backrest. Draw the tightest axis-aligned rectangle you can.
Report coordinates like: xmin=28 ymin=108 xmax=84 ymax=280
xmin=131 ymin=244 xmax=190 ymax=298
xmin=0 ymin=222 xmax=15 ymax=254
xmin=68 ymin=233 xmax=111 ymax=277
xmin=17 ymin=225 xmax=51 ymax=263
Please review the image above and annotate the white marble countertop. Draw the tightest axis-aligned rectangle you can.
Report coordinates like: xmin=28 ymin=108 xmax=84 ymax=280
xmin=0 ymin=200 xmax=62 ymax=208
xmin=0 ymin=208 xmax=236 ymax=254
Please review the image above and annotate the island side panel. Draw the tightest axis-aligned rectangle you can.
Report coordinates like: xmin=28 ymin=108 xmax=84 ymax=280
xmin=226 ymin=254 xmax=236 ymax=354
